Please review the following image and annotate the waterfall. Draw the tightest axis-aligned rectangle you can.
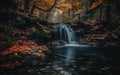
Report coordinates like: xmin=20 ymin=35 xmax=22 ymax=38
xmin=51 ymin=24 xmax=76 ymax=44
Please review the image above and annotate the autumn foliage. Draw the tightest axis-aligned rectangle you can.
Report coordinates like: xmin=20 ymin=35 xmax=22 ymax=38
xmin=0 ymin=39 xmax=49 ymax=69
xmin=1 ymin=40 xmax=48 ymax=56
xmin=89 ymin=0 xmax=103 ymax=10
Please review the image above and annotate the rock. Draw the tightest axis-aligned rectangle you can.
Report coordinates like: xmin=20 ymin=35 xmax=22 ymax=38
xmin=38 ymin=50 xmax=43 ymax=53
xmin=60 ymin=70 xmax=66 ymax=74
xmin=27 ymin=69 xmax=34 ymax=73
xmin=40 ymin=68 xmax=46 ymax=71
xmin=60 ymin=71 xmax=71 ymax=75
xmin=38 ymin=62 xmax=44 ymax=65
xmin=73 ymin=65 xmax=77 ymax=68
xmin=32 ymin=60 xmax=38 ymax=65
xmin=51 ymin=41 xmax=65 ymax=46
xmin=37 ymin=72 xmax=41 ymax=75
xmin=100 ymin=66 xmax=111 ymax=71
xmin=71 ymin=60 xmax=76 ymax=63
xmin=46 ymin=66 xmax=50 ymax=69
xmin=55 ymin=67 xmax=63 ymax=71
xmin=86 ymin=61 xmax=93 ymax=64
xmin=79 ymin=67 xmax=88 ymax=71
xmin=48 ymin=62 xmax=51 ymax=65
xmin=100 ymin=67 xmax=107 ymax=71
xmin=97 ymin=70 xmax=102 ymax=73
xmin=70 ymin=68 xmax=75 ymax=71
xmin=78 ymin=57 xmax=84 ymax=60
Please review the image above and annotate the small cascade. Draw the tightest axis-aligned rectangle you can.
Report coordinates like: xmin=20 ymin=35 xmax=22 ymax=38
xmin=51 ymin=24 xmax=88 ymax=69
xmin=51 ymin=24 xmax=76 ymax=44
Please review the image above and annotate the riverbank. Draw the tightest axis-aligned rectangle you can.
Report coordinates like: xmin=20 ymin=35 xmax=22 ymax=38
xmin=0 ymin=12 xmax=51 ymax=69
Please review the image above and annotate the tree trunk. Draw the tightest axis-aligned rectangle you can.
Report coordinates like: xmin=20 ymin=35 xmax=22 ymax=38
xmin=30 ymin=2 xmax=36 ymax=15
xmin=105 ymin=0 xmax=111 ymax=23
xmin=16 ymin=0 xmax=18 ymax=5
xmin=99 ymin=5 xmax=102 ymax=20
xmin=72 ymin=0 xmax=75 ymax=21
xmin=45 ymin=11 xmax=51 ymax=20
xmin=24 ymin=0 xmax=31 ymax=12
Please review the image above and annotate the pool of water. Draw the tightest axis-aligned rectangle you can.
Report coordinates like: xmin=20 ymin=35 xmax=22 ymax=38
xmin=50 ymin=46 xmax=120 ymax=65
xmin=49 ymin=46 xmax=120 ymax=75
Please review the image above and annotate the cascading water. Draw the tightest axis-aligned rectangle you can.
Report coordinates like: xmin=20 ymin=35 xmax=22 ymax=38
xmin=51 ymin=24 xmax=76 ymax=45
xmin=51 ymin=24 xmax=77 ymax=68
xmin=51 ymin=24 xmax=88 ymax=75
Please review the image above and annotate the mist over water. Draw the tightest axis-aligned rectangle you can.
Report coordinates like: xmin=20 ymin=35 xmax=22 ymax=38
xmin=65 ymin=48 xmax=74 ymax=65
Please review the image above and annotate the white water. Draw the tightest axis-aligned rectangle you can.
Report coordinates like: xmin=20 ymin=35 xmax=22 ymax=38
xmin=65 ymin=44 xmax=88 ymax=47
xmin=52 ymin=24 xmax=76 ymax=44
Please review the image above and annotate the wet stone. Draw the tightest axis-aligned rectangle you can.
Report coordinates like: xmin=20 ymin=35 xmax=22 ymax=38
xmin=71 ymin=60 xmax=76 ymax=63
xmin=55 ymin=67 xmax=63 ymax=71
xmin=73 ymin=65 xmax=77 ymax=68
xmin=59 ymin=70 xmax=72 ymax=75
xmin=70 ymin=68 xmax=75 ymax=71
xmin=38 ymin=50 xmax=43 ymax=53
xmin=79 ymin=67 xmax=88 ymax=71
xmin=40 ymin=68 xmax=46 ymax=71
xmin=32 ymin=60 xmax=38 ymax=65
xmin=46 ymin=66 xmax=50 ymax=69
xmin=27 ymin=69 xmax=34 ymax=73
xmin=37 ymin=72 xmax=41 ymax=75
xmin=78 ymin=57 xmax=84 ymax=60
xmin=100 ymin=66 xmax=111 ymax=71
